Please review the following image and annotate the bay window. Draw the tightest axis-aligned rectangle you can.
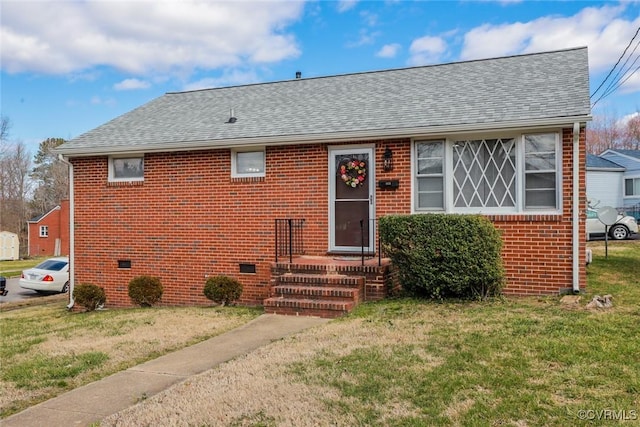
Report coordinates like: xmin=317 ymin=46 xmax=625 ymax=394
xmin=414 ymin=132 xmax=560 ymax=213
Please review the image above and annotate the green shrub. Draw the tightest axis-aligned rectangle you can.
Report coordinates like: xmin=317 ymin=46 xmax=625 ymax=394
xmin=379 ymin=214 xmax=505 ymax=299
xmin=73 ymin=283 xmax=106 ymax=312
xmin=128 ymin=276 xmax=163 ymax=307
xmin=203 ymin=275 xmax=243 ymax=306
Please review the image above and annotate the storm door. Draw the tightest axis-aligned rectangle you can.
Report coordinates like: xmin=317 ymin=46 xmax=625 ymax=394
xmin=329 ymin=147 xmax=375 ymax=252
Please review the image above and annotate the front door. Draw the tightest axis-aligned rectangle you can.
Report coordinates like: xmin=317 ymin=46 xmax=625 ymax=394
xmin=329 ymin=146 xmax=375 ymax=252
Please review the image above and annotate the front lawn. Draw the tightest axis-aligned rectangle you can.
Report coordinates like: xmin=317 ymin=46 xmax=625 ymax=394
xmin=102 ymin=241 xmax=640 ymax=426
xmin=0 ymin=305 xmax=261 ymax=417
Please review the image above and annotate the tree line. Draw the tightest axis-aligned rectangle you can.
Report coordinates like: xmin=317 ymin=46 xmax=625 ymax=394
xmin=586 ymin=111 xmax=640 ymax=154
xmin=1 ymin=115 xmax=69 ymax=257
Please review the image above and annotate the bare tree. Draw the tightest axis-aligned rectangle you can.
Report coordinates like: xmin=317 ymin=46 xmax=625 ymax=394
xmin=0 ymin=141 xmax=32 ymax=254
xmin=586 ymin=110 xmax=622 ymax=155
xmin=621 ymin=113 xmax=640 ymax=150
xmin=0 ymin=114 xmax=10 ymax=144
xmin=30 ymin=138 xmax=69 ymax=216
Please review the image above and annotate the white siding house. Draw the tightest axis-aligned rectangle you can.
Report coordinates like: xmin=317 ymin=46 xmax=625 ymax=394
xmin=586 ymin=154 xmax=625 ymax=208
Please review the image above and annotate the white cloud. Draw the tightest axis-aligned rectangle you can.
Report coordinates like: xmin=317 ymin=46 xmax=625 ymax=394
xmin=113 ymin=78 xmax=151 ymax=91
xmin=460 ymin=3 xmax=640 ymax=73
xmin=90 ymin=96 xmax=116 ymax=107
xmin=0 ymin=1 xmax=303 ymax=77
xmin=183 ymin=69 xmax=261 ymax=91
xmin=376 ymin=43 xmax=401 ymax=58
xmin=338 ymin=0 xmax=359 ymax=13
xmin=347 ymin=29 xmax=381 ymax=48
xmin=408 ymin=36 xmax=447 ymax=65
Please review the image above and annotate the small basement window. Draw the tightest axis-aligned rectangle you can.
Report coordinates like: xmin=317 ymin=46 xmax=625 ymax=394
xmin=239 ymin=263 xmax=256 ymax=274
xmin=231 ymin=148 xmax=265 ymax=178
xmin=118 ymin=260 xmax=132 ymax=269
xmin=109 ymin=156 xmax=144 ymax=182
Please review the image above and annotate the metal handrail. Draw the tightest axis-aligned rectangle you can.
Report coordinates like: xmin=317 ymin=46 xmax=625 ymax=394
xmin=275 ymin=219 xmax=305 ymax=263
xmin=359 ymin=218 xmax=382 ymax=267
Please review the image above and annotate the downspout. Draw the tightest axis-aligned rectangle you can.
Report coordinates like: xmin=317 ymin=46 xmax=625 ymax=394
xmin=58 ymin=154 xmax=75 ymax=309
xmin=572 ymin=122 xmax=581 ymax=294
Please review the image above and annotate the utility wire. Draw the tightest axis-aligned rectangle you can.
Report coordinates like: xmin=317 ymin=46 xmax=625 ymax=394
xmin=591 ymin=24 xmax=640 ymax=103
xmin=598 ymin=37 xmax=640 ymax=98
xmin=592 ymin=37 xmax=640 ymax=107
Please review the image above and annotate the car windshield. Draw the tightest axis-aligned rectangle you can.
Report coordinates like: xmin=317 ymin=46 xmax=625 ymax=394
xmin=35 ymin=260 xmax=68 ymax=271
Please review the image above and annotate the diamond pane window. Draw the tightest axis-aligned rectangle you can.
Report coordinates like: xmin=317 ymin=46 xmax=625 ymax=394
xmin=452 ymin=139 xmax=516 ymax=208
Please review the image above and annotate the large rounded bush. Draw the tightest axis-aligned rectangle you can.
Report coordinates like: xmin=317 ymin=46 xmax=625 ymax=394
xmin=379 ymin=214 xmax=505 ymax=299
xmin=73 ymin=283 xmax=106 ymax=312
xmin=128 ymin=275 xmax=163 ymax=307
xmin=203 ymin=275 xmax=243 ymax=306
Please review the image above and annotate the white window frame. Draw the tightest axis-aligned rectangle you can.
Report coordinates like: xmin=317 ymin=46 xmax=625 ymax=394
xmin=414 ymin=140 xmax=445 ymax=211
xmin=412 ymin=131 xmax=562 ymax=214
xmin=39 ymin=225 xmax=48 ymax=237
xmin=624 ymin=176 xmax=640 ymax=198
xmin=523 ymin=133 xmax=561 ymax=210
xmin=108 ymin=155 xmax=144 ymax=182
xmin=231 ymin=147 xmax=266 ymax=178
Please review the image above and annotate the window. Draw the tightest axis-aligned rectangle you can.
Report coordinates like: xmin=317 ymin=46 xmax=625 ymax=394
xmin=453 ymin=138 xmax=516 ymax=209
xmin=109 ymin=156 xmax=144 ymax=182
xmin=231 ymin=148 xmax=265 ymax=178
xmin=413 ymin=132 xmax=560 ymax=213
xmin=415 ymin=141 xmax=444 ymax=210
xmin=39 ymin=225 xmax=48 ymax=237
xmin=625 ymin=177 xmax=640 ymax=197
xmin=524 ymin=134 xmax=558 ymax=209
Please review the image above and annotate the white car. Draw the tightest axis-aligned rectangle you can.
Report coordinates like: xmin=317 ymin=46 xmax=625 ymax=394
xmin=586 ymin=209 xmax=638 ymax=240
xmin=19 ymin=257 xmax=69 ymax=293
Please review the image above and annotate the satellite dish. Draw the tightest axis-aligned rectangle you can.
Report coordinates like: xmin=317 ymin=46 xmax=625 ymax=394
xmin=597 ymin=206 xmax=618 ymax=226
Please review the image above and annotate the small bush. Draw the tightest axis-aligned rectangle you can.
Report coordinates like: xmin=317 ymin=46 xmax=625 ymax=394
xmin=379 ymin=214 xmax=505 ymax=299
xmin=73 ymin=283 xmax=106 ymax=312
xmin=203 ymin=275 xmax=243 ymax=306
xmin=128 ymin=276 xmax=163 ymax=307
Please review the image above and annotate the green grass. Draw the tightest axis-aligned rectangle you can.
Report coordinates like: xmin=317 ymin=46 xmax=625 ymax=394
xmin=0 ymin=257 xmax=45 ymax=278
xmin=288 ymin=242 xmax=640 ymax=426
xmin=0 ymin=304 xmax=261 ymax=417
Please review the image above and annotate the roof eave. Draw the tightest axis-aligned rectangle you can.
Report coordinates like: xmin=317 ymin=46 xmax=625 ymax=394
xmin=55 ymin=115 xmax=592 ymax=157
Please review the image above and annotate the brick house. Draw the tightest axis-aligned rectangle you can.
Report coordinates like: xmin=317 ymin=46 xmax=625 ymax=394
xmin=27 ymin=200 xmax=70 ymax=257
xmin=56 ymin=47 xmax=591 ymax=317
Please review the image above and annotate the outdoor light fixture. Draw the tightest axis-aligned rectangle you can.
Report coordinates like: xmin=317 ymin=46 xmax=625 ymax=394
xmin=383 ymin=146 xmax=393 ymax=172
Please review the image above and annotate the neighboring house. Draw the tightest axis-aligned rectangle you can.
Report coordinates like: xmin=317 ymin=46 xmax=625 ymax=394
xmin=55 ymin=47 xmax=591 ymax=316
xmin=27 ymin=200 xmax=70 ymax=257
xmin=586 ymin=154 xmax=625 ymax=208
xmin=599 ymin=149 xmax=640 ymax=213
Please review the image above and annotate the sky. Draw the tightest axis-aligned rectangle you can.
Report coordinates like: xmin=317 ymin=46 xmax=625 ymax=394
xmin=1 ymin=0 xmax=640 ymax=156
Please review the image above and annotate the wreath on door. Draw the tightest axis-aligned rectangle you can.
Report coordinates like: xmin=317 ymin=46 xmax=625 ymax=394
xmin=339 ymin=159 xmax=367 ymax=187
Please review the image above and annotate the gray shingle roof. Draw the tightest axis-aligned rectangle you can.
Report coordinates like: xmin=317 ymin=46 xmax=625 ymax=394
xmin=57 ymin=47 xmax=591 ymax=156
xmin=586 ymin=154 xmax=624 ymax=169
xmin=606 ymin=149 xmax=640 ymax=160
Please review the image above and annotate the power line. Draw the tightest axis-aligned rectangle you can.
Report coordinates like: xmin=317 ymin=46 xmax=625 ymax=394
xmin=591 ymin=24 xmax=640 ymax=107
xmin=592 ymin=36 xmax=640 ymax=107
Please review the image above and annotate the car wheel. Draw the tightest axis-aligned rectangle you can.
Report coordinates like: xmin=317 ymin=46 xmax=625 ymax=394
xmin=61 ymin=281 xmax=70 ymax=293
xmin=610 ymin=225 xmax=629 ymax=240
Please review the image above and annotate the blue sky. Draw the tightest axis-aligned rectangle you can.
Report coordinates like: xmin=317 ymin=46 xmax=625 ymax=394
xmin=2 ymin=0 xmax=640 ymax=155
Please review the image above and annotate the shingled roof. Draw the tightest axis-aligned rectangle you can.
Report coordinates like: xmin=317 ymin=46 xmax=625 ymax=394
xmin=57 ymin=47 xmax=591 ymax=156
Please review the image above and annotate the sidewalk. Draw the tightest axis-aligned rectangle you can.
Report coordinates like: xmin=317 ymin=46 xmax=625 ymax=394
xmin=3 ymin=314 xmax=329 ymax=427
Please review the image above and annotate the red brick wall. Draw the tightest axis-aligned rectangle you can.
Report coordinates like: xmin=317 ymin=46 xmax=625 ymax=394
xmin=70 ymin=128 xmax=586 ymax=307
xmin=28 ymin=202 xmax=70 ymax=257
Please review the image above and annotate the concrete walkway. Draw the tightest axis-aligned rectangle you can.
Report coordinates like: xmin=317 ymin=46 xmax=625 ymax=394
xmin=3 ymin=314 xmax=329 ymax=427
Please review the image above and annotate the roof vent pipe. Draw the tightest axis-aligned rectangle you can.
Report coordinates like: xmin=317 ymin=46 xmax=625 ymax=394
xmin=295 ymin=71 xmax=301 ymax=79
xmin=227 ymin=108 xmax=237 ymax=123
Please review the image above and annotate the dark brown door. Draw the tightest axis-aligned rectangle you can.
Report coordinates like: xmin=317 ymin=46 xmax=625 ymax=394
xmin=330 ymin=147 xmax=374 ymax=252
